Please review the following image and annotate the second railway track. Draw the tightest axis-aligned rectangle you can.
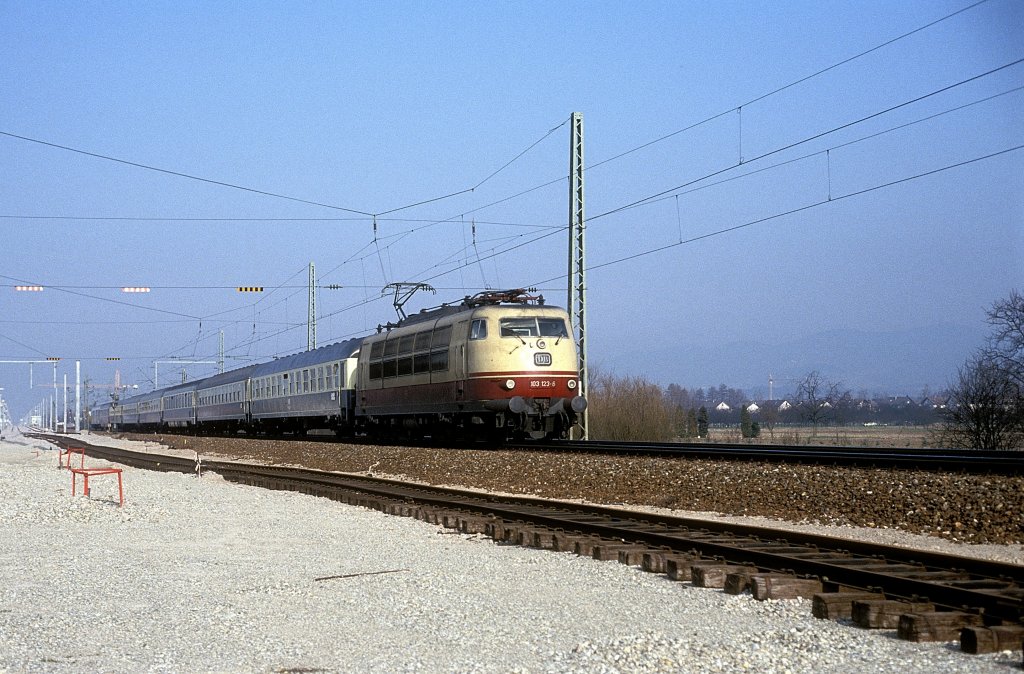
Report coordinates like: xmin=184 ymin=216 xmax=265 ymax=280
xmin=33 ymin=433 xmax=1024 ymax=658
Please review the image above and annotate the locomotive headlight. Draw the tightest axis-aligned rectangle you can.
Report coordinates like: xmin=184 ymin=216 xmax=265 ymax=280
xmin=567 ymin=379 xmax=577 ymax=389
xmin=504 ymin=379 xmax=516 ymax=390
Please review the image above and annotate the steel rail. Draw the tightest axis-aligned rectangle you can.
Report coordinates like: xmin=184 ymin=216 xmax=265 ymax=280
xmin=521 ymin=440 xmax=1024 ymax=475
xmin=90 ymin=425 xmax=1024 ymax=475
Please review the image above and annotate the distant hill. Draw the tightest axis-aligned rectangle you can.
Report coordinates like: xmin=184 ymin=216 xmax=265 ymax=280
xmin=625 ymin=323 xmax=986 ymax=398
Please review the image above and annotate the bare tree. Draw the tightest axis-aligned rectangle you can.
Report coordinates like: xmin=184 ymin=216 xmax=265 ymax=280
xmin=760 ymin=402 xmax=779 ymax=440
xmin=938 ymin=291 xmax=1024 ymax=449
xmin=937 ymin=355 xmax=1023 ymax=449
xmin=983 ymin=289 xmax=1024 ymax=388
xmin=794 ymin=370 xmax=842 ymax=435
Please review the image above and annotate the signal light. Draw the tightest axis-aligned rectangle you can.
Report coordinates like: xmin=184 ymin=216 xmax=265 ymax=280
xmin=121 ymin=287 xmax=151 ymax=293
xmin=46 ymin=357 xmax=61 ymax=361
xmin=237 ymin=286 xmax=264 ymax=292
xmin=105 ymin=357 xmax=121 ymax=361
xmin=15 ymin=285 xmax=44 ymax=291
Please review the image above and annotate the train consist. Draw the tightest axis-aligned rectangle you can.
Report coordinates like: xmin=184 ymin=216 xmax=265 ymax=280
xmin=92 ymin=289 xmax=587 ymax=440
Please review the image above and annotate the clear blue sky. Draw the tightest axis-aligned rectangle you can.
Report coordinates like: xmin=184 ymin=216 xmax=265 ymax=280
xmin=1 ymin=0 xmax=1021 ymax=419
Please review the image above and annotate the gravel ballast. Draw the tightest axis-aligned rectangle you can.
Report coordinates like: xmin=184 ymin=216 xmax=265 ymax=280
xmin=2 ymin=430 xmax=1021 ymax=672
xmin=118 ymin=432 xmax=1024 ymax=548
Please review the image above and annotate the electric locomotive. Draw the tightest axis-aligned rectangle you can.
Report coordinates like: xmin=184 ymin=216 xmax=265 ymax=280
xmin=358 ymin=289 xmax=586 ymax=439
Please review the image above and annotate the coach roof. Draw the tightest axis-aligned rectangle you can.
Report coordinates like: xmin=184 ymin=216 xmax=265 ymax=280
xmin=251 ymin=338 xmax=363 ymax=377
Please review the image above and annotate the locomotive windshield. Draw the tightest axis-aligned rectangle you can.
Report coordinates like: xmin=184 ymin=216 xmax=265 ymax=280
xmin=499 ymin=317 xmax=569 ymax=338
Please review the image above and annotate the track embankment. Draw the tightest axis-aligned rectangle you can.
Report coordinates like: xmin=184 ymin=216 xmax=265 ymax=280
xmin=115 ymin=433 xmax=1024 ymax=546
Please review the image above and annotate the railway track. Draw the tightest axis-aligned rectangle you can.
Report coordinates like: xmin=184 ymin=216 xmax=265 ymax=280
xmin=524 ymin=440 xmax=1024 ymax=476
xmin=97 ymin=427 xmax=1024 ymax=475
xmin=32 ymin=433 xmax=1024 ymax=657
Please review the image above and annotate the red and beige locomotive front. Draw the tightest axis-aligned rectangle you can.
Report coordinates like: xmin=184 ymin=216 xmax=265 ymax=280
xmin=465 ymin=304 xmax=586 ymax=438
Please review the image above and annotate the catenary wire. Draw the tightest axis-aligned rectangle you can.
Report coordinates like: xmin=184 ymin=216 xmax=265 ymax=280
xmin=0 ymin=131 xmax=373 ymax=216
xmin=529 ymin=144 xmax=1024 ymax=286
xmin=589 ymin=58 xmax=1024 ymax=222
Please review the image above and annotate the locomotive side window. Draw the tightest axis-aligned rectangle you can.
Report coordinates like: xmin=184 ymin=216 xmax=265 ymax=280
xmin=398 ymin=334 xmax=415 ymax=355
xmin=429 ymin=325 xmax=452 ymax=373
xmin=370 ymin=341 xmax=385 ymax=359
xmin=397 ymin=355 xmax=413 ymax=376
xmin=431 ymin=325 xmax=452 ymax=348
xmin=469 ymin=319 xmax=487 ymax=340
xmin=384 ymin=338 xmax=399 ymax=357
xmin=430 ymin=349 xmax=449 ymax=372
xmin=413 ymin=352 xmax=430 ymax=374
xmin=369 ymin=341 xmax=385 ymax=380
xmin=414 ymin=331 xmax=431 ymax=351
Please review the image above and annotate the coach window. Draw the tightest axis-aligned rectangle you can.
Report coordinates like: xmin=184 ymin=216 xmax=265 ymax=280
xmin=399 ymin=334 xmax=415 ymax=355
xmin=303 ymin=369 xmax=310 ymax=393
xmin=397 ymin=354 xmax=413 ymax=376
xmin=384 ymin=337 xmax=399 ymax=358
xmin=333 ymin=363 xmax=340 ymax=388
xmin=470 ymin=319 xmax=487 ymax=340
xmin=370 ymin=341 xmax=385 ymax=360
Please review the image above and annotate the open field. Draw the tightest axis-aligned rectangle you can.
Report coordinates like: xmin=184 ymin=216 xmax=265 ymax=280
xmin=705 ymin=424 xmax=941 ymax=448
